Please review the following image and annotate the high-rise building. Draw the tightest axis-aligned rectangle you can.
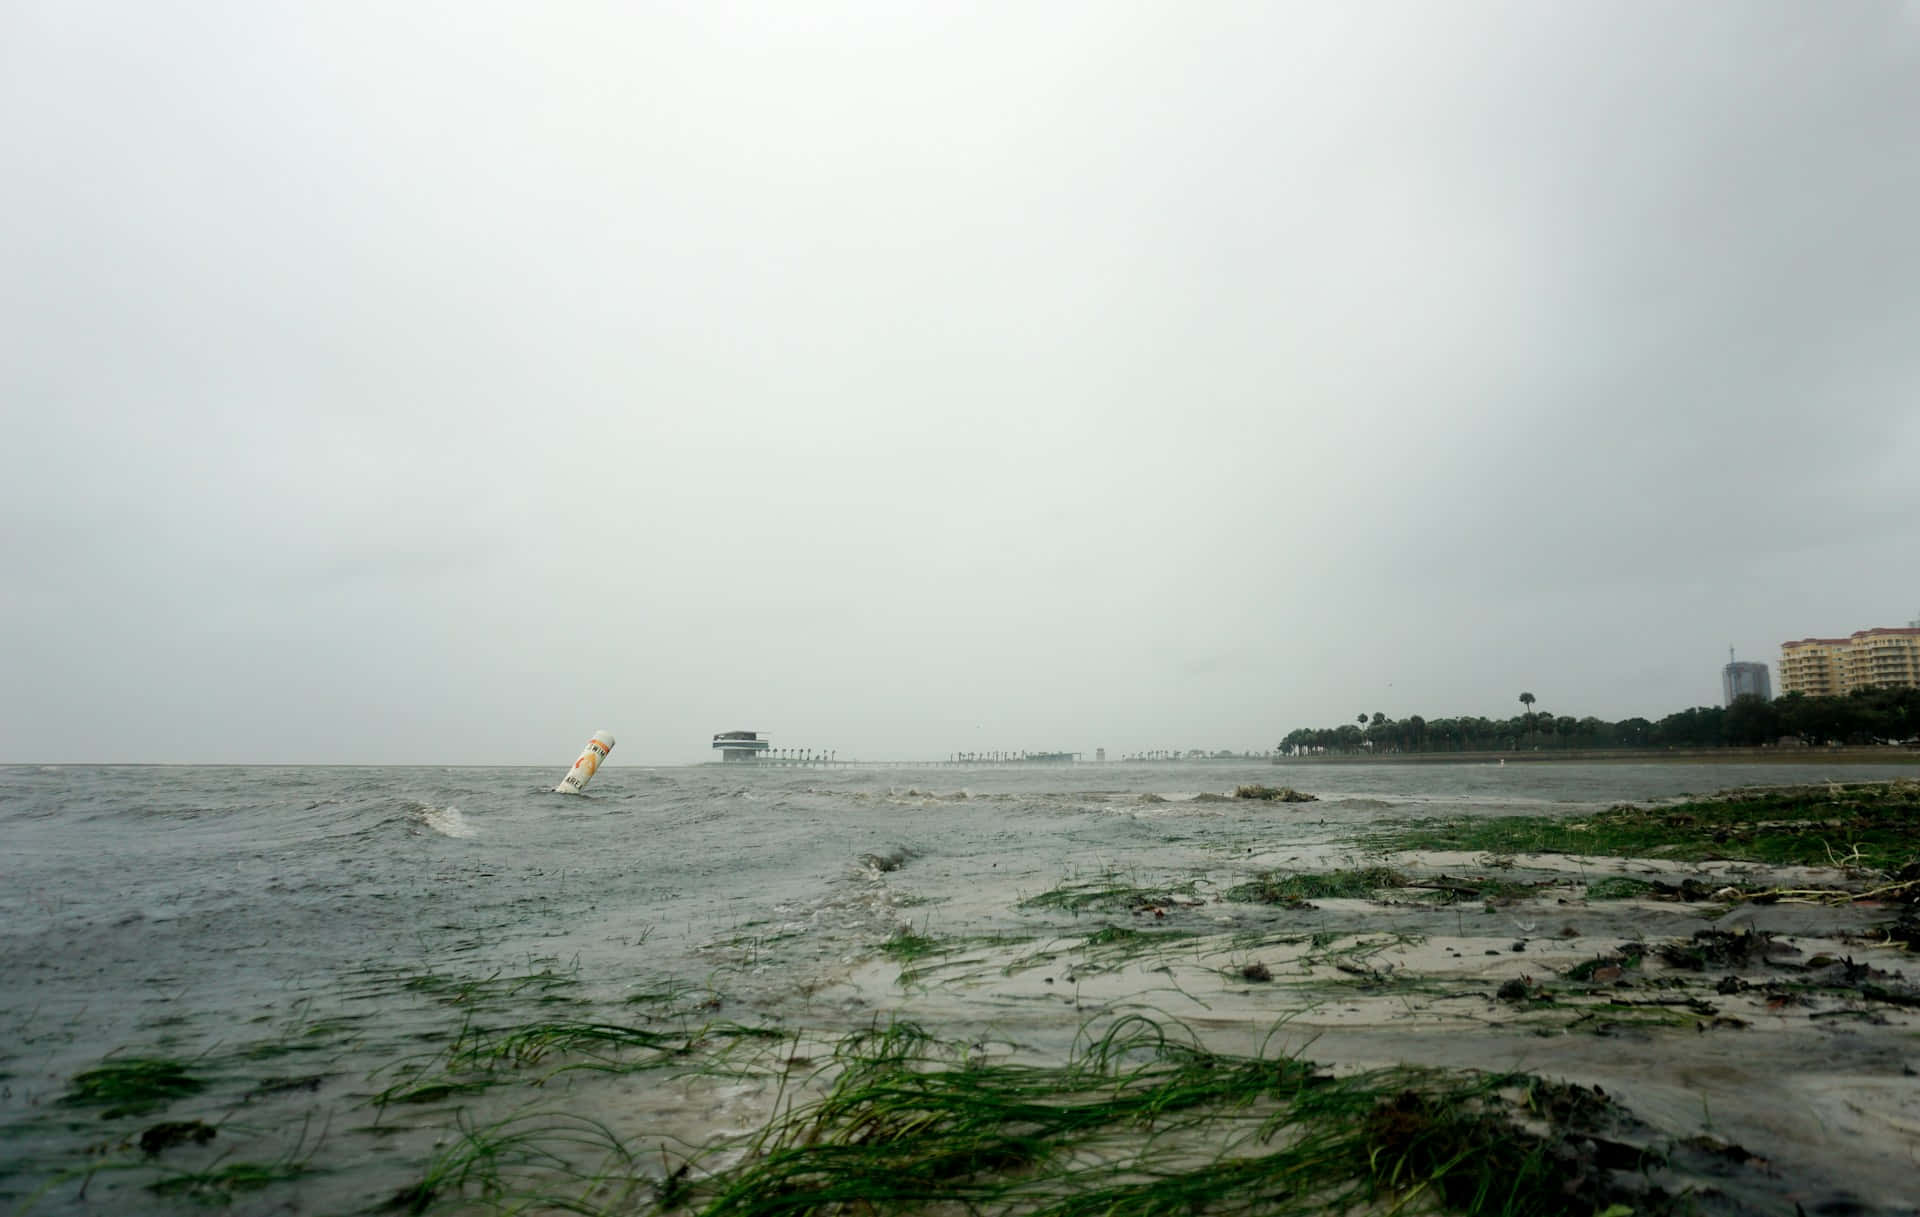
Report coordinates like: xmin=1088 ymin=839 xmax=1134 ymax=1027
xmin=1722 ymin=649 xmax=1772 ymax=705
xmin=1842 ymin=628 xmax=1920 ymax=691
xmin=1779 ymin=628 xmax=1920 ymax=695
xmin=1779 ymin=638 xmax=1847 ymax=695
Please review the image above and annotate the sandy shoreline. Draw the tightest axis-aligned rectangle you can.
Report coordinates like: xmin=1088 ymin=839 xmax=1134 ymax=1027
xmin=782 ymin=785 xmax=1920 ymax=1215
xmin=1270 ymin=747 xmax=1920 ymax=766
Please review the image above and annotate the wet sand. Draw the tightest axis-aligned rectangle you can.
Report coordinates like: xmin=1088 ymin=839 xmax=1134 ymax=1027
xmin=795 ymin=795 xmax=1920 ymax=1215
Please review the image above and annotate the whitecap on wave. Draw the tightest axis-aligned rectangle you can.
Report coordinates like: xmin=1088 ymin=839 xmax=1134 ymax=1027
xmin=418 ymin=804 xmax=476 ymax=839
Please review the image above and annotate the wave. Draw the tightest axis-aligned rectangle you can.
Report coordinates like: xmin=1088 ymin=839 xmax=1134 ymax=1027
xmin=859 ymin=845 xmax=918 ymax=873
xmin=411 ymin=802 xmax=477 ymax=839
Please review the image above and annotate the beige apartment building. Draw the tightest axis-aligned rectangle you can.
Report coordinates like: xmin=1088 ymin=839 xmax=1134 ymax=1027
xmin=1779 ymin=628 xmax=1920 ymax=695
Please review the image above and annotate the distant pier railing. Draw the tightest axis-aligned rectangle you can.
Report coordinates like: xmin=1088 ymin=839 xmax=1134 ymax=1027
xmin=713 ymin=737 xmax=1106 ymax=767
xmin=727 ymin=751 xmax=1085 ymax=768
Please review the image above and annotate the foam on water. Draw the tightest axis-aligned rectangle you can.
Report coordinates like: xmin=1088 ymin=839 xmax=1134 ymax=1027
xmin=418 ymin=802 xmax=476 ymax=838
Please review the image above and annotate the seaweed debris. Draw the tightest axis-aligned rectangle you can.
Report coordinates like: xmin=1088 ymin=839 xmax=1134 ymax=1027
xmin=1225 ymin=867 xmax=1409 ymax=905
xmin=1655 ymin=929 xmax=1801 ymax=972
xmin=138 ymin=1120 xmax=217 ymax=1156
xmin=1232 ymin=785 xmax=1319 ymax=803
xmin=62 ymin=1057 xmax=206 ymax=1118
xmin=361 ymin=1012 xmax=1748 ymax=1217
xmin=1365 ymin=781 xmax=1920 ymax=871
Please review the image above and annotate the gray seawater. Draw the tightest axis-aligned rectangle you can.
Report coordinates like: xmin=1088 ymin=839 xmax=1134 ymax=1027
xmin=2 ymin=760 xmax=1911 ymax=1213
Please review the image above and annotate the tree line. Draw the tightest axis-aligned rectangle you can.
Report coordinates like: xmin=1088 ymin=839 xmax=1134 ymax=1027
xmin=1278 ymin=686 xmax=1920 ymax=755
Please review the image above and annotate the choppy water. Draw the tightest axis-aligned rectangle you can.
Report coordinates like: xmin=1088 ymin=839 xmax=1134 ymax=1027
xmin=3 ymin=759 xmax=1913 ymax=1213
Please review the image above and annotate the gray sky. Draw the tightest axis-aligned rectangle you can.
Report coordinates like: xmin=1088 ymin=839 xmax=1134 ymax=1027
xmin=4 ymin=2 xmax=1917 ymax=764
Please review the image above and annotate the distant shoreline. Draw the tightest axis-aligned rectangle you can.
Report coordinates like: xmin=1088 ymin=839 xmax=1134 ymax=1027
xmin=1270 ymin=745 xmax=1920 ymax=766
xmin=6 ymin=749 xmax=1916 ymax=768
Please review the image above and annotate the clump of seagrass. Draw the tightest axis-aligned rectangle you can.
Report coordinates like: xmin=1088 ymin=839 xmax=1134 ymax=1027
xmin=139 ymin=1120 xmax=216 ymax=1155
xmin=1656 ymin=928 xmax=1799 ymax=971
xmin=1021 ymin=877 xmax=1200 ymax=914
xmin=370 ymin=1017 xmax=782 ymax=1108
xmin=1233 ymin=784 xmax=1318 ymax=802
xmin=1225 ymin=867 xmax=1408 ymax=905
xmin=1366 ymin=780 xmax=1920 ymax=871
xmin=148 ymin=1159 xmax=308 ymax=1202
xmin=382 ymin=1016 xmax=1715 ymax=1216
xmin=63 ymin=1057 xmax=206 ymax=1118
xmin=656 ymin=1016 xmax=1684 ymax=1217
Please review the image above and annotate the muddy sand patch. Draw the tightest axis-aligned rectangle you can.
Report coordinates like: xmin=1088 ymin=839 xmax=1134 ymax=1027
xmin=820 ymin=782 xmax=1920 ymax=1215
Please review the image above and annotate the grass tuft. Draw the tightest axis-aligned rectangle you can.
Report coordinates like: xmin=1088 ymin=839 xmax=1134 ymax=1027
xmin=1022 ymin=878 xmax=1198 ymax=914
xmin=62 ymin=1057 xmax=206 ymax=1117
xmin=1364 ymin=781 xmax=1920 ymax=871
xmin=880 ymin=929 xmax=945 ymax=962
xmin=372 ymin=1017 xmax=785 ymax=1109
xmin=1225 ymin=868 xmax=1408 ymax=904
xmin=1585 ymin=877 xmax=1656 ymax=900
xmin=671 ymin=1017 xmax=1670 ymax=1217
xmin=369 ymin=1011 xmax=1710 ymax=1217
xmin=147 ymin=1160 xmax=307 ymax=1201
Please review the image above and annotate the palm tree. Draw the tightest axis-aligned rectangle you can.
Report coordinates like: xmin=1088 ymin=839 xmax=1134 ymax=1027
xmin=1519 ymin=692 xmax=1536 ymax=747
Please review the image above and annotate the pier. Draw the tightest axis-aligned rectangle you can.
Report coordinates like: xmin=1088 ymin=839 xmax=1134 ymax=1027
xmin=713 ymin=732 xmax=847 ymax=765
xmin=713 ymin=731 xmax=1098 ymax=767
xmin=756 ymin=749 xmax=843 ymax=767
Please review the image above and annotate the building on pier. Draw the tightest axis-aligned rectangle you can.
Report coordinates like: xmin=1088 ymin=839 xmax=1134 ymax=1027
xmin=712 ymin=730 xmax=771 ymax=762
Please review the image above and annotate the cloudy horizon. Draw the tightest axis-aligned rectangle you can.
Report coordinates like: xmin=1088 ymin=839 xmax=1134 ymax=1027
xmin=4 ymin=2 xmax=1917 ymax=765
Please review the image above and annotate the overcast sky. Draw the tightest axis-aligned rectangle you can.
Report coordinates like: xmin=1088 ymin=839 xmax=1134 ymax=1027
xmin=4 ymin=2 xmax=1917 ymax=764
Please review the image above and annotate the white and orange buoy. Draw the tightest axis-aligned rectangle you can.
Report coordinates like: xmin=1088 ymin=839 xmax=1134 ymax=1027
xmin=554 ymin=730 xmax=615 ymax=794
